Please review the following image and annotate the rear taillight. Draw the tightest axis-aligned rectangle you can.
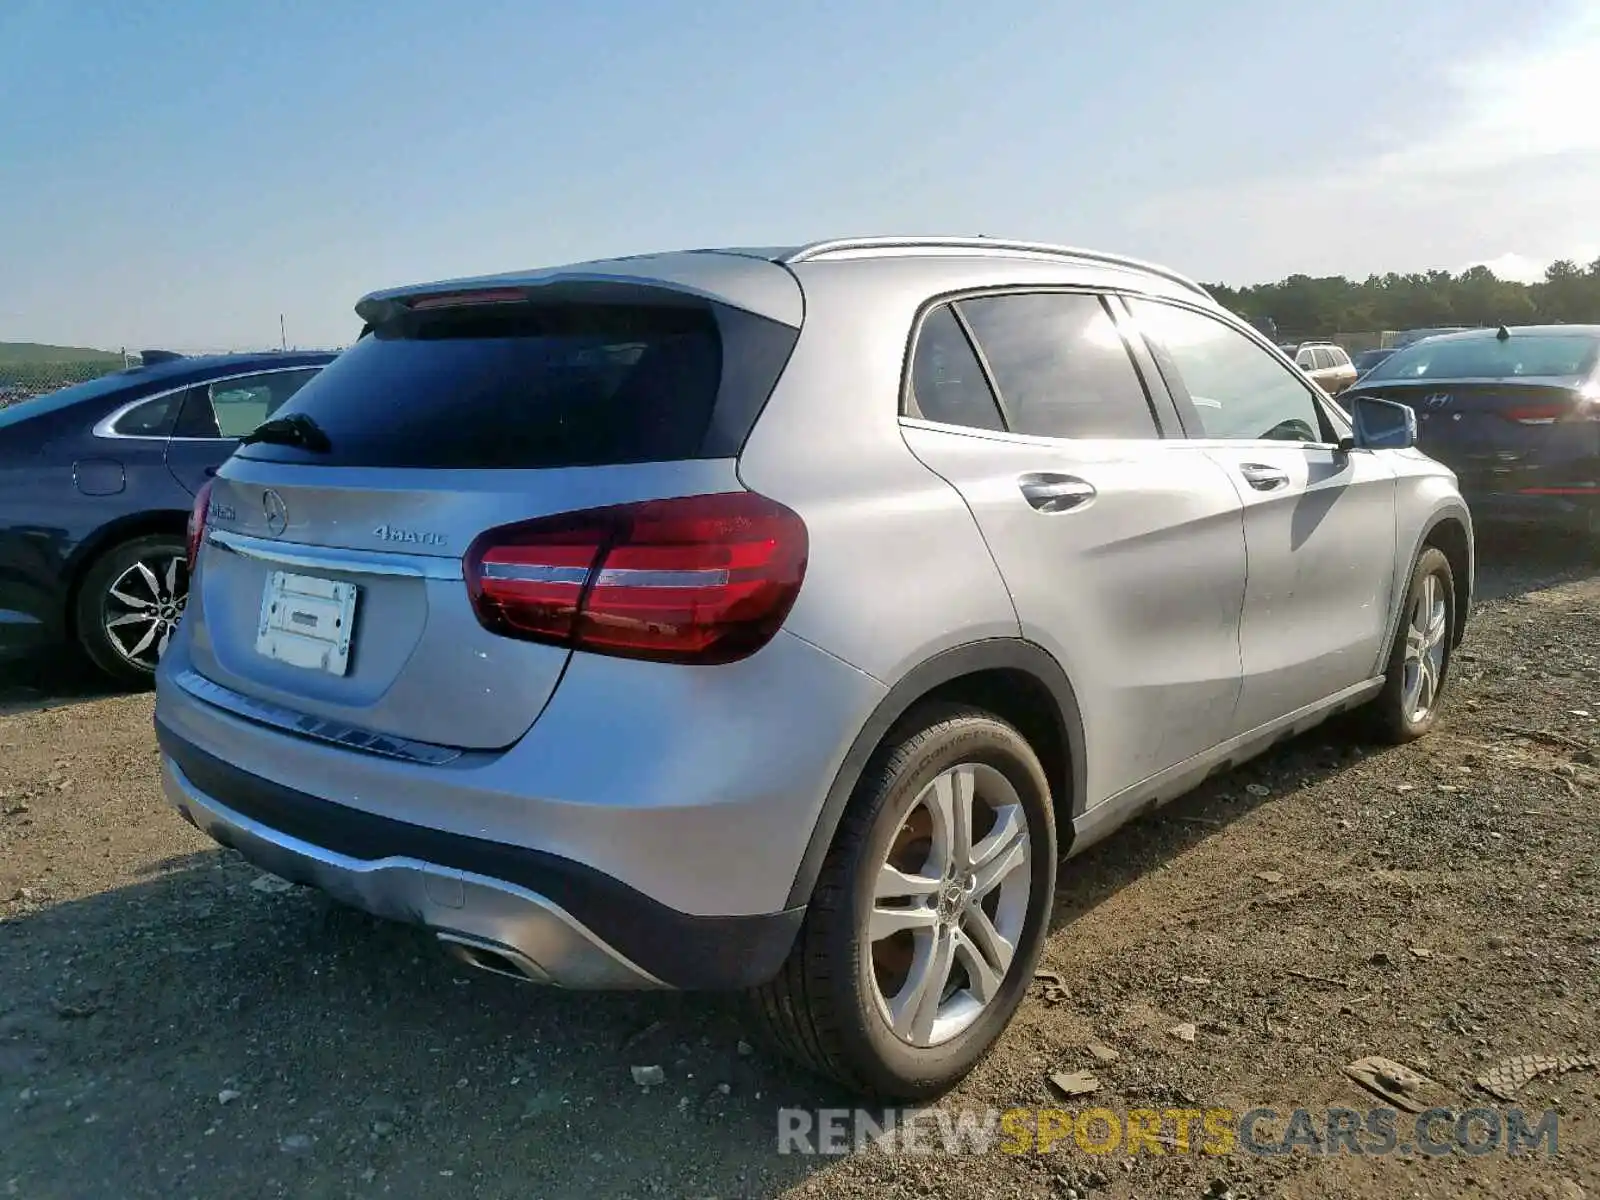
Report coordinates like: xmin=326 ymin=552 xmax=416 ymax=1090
xmin=187 ymin=479 xmax=214 ymax=571
xmin=1503 ymin=404 xmax=1569 ymax=426
xmin=463 ymin=492 xmax=808 ymax=665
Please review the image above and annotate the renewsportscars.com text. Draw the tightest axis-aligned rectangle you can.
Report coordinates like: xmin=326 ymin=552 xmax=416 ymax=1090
xmin=777 ymin=1105 xmax=1560 ymax=1159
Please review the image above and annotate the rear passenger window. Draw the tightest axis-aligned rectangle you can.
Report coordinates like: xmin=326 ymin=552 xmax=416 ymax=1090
xmin=109 ymin=392 xmax=182 ymax=437
xmin=906 ymin=306 xmax=1004 ymax=431
xmin=956 ymin=293 xmax=1157 ymax=439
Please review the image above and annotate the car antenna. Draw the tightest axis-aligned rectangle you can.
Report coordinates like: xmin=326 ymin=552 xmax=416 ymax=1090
xmin=1496 ymin=324 xmax=1511 ymax=340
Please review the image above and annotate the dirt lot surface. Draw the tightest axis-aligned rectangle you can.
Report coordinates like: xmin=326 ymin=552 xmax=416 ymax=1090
xmin=2 ymin=529 xmax=1597 ymax=1199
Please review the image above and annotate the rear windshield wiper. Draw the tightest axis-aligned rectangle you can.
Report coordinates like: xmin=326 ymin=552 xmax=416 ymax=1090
xmin=240 ymin=412 xmax=331 ymax=453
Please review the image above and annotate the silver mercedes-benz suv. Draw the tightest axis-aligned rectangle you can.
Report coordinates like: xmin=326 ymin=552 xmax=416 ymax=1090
xmin=154 ymin=236 xmax=1473 ymax=1099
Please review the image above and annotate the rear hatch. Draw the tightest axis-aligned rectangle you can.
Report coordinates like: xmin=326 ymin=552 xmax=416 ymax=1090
xmin=1348 ymin=378 xmax=1600 ymax=492
xmin=184 ymin=267 xmax=802 ymax=750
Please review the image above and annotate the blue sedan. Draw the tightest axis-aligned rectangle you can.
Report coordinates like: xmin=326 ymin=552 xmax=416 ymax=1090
xmin=0 ymin=349 xmax=336 ymax=683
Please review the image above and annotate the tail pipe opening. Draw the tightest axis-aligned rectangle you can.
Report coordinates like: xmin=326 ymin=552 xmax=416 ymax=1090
xmin=437 ymin=933 xmax=552 ymax=984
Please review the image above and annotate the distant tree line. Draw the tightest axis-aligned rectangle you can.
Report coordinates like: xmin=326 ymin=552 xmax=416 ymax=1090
xmin=1203 ymin=258 xmax=1600 ymax=340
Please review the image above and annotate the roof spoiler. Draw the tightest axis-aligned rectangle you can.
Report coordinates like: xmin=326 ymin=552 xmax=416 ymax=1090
xmin=137 ymin=349 xmax=186 ymax=365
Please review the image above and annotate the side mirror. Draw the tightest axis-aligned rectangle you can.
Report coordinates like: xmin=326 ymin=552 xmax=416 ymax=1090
xmin=1348 ymin=395 xmax=1416 ymax=450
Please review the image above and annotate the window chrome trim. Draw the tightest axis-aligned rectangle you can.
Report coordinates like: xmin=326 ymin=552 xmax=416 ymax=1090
xmin=92 ymin=365 xmax=325 ymax=442
xmin=206 ymin=528 xmax=465 ymax=581
xmin=172 ymin=669 xmax=463 ymax=766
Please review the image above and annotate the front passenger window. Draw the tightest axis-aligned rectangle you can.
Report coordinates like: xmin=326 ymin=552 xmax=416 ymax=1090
xmin=1128 ymin=300 xmax=1327 ymax=443
xmin=175 ymin=369 xmax=320 ymax=439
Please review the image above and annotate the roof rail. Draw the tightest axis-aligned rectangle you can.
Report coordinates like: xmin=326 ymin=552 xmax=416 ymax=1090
xmin=780 ymin=236 xmax=1210 ymax=297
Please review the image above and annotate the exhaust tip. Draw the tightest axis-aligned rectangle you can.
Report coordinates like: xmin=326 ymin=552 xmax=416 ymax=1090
xmin=437 ymin=933 xmax=549 ymax=983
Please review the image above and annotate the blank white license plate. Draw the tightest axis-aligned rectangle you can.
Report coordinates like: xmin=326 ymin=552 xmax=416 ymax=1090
xmin=255 ymin=570 xmax=358 ymax=676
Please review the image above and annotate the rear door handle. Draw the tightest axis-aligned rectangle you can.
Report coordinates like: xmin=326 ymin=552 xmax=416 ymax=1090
xmin=1018 ymin=472 xmax=1096 ymax=513
xmin=1238 ymin=463 xmax=1290 ymax=491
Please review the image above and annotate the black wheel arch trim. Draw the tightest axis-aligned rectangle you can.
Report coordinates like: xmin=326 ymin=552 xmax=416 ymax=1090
xmin=155 ymin=719 xmax=804 ymax=991
xmin=784 ymin=637 xmax=1086 ymax=909
xmin=1415 ymin=504 xmax=1475 ymax=643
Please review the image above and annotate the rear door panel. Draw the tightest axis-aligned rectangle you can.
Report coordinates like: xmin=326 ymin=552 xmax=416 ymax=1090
xmin=897 ymin=290 xmax=1246 ymax=805
xmin=904 ymin=425 xmax=1247 ymax=803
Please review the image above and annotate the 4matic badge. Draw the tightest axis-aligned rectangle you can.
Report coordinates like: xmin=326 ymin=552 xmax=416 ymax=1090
xmin=373 ymin=524 xmax=448 ymax=547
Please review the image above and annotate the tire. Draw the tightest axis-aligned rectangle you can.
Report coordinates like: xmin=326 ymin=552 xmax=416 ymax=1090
xmin=751 ymin=704 xmax=1057 ymax=1099
xmin=74 ymin=533 xmax=189 ymax=688
xmin=1368 ymin=546 xmax=1455 ymax=744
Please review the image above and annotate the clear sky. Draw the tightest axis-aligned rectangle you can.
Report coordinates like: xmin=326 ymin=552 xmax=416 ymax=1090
xmin=2 ymin=0 xmax=1596 ymax=351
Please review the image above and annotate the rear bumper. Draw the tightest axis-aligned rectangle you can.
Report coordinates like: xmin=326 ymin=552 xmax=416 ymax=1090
xmin=158 ymin=723 xmax=804 ymax=990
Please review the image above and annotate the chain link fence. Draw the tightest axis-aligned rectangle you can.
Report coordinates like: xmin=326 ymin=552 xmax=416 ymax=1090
xmin=0 ymin=355 xmax=127 ymax=409
xmin=0 ymin=348 xmax=286 ymax=411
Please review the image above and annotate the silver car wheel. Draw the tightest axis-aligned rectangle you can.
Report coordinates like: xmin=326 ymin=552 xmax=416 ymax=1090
xmin=866 ymin=763 xmax=1032 ymax=1048
xmin=1401 ymin=572 xmax=1448 ymax=722
xmin=103 ymin=553 xmax=187 ymax=671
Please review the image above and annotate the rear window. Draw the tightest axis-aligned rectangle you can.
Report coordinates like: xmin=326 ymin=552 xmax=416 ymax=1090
xmin=238 ymin=300 xmax=797 ymax=469
xmin=1365 ymin=334 xmax=1600 ymax=382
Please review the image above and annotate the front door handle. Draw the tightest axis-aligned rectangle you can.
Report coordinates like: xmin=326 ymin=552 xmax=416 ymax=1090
xmin=1238 ymin=463 xmax=1291 ymax=491
xmin=1019 ymin=472 xmax=1096 ymax=513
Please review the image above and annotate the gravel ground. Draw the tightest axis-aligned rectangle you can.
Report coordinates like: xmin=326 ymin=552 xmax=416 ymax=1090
xmin=1 ymin=528 xmax=1596 ymax=1200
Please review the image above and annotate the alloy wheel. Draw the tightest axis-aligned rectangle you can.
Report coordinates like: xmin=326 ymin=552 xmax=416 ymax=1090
xmin=866 ymin=763 xmax=1032 ymax=1047
xmin=1401 ymin=572 xmax=1449 ymax=722
xmin=103 ymin=554 xmax=188 ymax=672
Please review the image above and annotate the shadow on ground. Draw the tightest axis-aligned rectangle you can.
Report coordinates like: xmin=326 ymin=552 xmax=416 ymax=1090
xmin=0 ymin=649 xmax=126 ymax=716
xmin=0 ymin=852 xmax=853 ymax=1199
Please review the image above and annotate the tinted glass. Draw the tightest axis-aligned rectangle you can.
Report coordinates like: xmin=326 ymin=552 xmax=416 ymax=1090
xmin=209 ymin=369 xmax=319 ymax=438
xmin=1129 ymin=300 xmax=1326 ymax=442
xmin=957 ymin=293 xmax=1156 ymax=439
xmin=1313 ymin=348 xmax=1336 ymax=370
xmin=240 ymin=301 xmax=794 ymax=469
xmin=907 ymin=306 xmax=1004 ymax=430
xmin=1362 ymin=334 xmax=1600 ymax=382
xmin=111 ymin=392 xmax=182 ymax=436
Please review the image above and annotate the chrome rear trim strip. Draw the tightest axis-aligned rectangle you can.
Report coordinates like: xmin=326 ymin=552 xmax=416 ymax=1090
xmin=207 ymin=529 xmax=464 ymax=581
xmin=174 ymin=668 xmax=464 ymax=765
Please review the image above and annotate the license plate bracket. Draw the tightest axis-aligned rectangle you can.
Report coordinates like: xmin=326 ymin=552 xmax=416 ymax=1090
xmin=255 ymin=570 xmax=358 ymax=676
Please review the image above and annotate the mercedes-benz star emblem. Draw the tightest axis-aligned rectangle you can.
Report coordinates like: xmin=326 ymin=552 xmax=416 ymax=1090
xmin=262 ymin=489 xmax=289 ymax=537
xmin=1425 ymin=393 xmax=1453 ymax=410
